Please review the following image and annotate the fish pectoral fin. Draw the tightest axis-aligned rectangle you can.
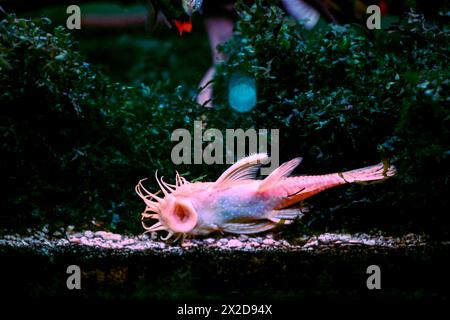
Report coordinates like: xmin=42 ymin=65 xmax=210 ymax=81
xmin=267 ymin=208 xmax=304 ymax=224
xmin=222 ymin=221 xmax=277 ymax=234
xmin=258 ymin=157 xmax=303 ymax=192
xmin=214 ymin=153 xmax=268 ymax=185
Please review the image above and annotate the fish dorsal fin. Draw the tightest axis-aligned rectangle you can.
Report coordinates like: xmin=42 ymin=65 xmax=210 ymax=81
xmin=215 ymin=153 xmax=268 ymax=185
xmin=258 ymin=157 xmax=303 ymax=192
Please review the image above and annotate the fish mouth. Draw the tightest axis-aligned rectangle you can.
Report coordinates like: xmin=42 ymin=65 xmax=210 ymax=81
xmin=136 ymin=171 xmax=196 ymax=240
xmin=139 ymin=197 xmax=197 ymax=234
xmin=168 ymin=199 xmax=198 ymax=233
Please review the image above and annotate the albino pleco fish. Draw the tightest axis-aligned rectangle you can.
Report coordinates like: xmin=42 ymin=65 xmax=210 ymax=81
xmin=136 ymin=154 xmax=396 ymax=241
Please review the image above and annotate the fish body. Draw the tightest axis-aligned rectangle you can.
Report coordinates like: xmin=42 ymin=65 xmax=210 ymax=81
xmin=136 ymin=154 xmax=396 ymax=239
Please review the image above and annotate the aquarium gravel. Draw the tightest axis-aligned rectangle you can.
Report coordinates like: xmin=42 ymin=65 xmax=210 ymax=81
xmin=0 ymin=228 xmax=428 ymax=253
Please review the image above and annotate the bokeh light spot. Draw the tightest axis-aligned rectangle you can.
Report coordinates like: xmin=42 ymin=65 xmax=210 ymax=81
xmin=228 ymin=73 xmax=257 ymax=113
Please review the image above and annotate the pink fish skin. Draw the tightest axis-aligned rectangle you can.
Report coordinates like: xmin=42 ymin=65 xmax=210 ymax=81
xmin=136 ymin=154 xmax=396 ymax=240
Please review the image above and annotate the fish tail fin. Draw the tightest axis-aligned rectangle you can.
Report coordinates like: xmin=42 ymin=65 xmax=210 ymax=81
xmin=274 ymin=160 xmax=396 ymax=209
xmin=341 ymin=161 xmax=397 ymax=184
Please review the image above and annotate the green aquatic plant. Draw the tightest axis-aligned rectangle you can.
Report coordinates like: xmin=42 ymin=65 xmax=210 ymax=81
xmin=0 ymin=14 xmax=205 ymax=232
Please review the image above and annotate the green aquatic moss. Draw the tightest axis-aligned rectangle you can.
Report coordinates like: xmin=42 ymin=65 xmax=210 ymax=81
xmin=0 ymin=14 xmax=207 ymax=233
